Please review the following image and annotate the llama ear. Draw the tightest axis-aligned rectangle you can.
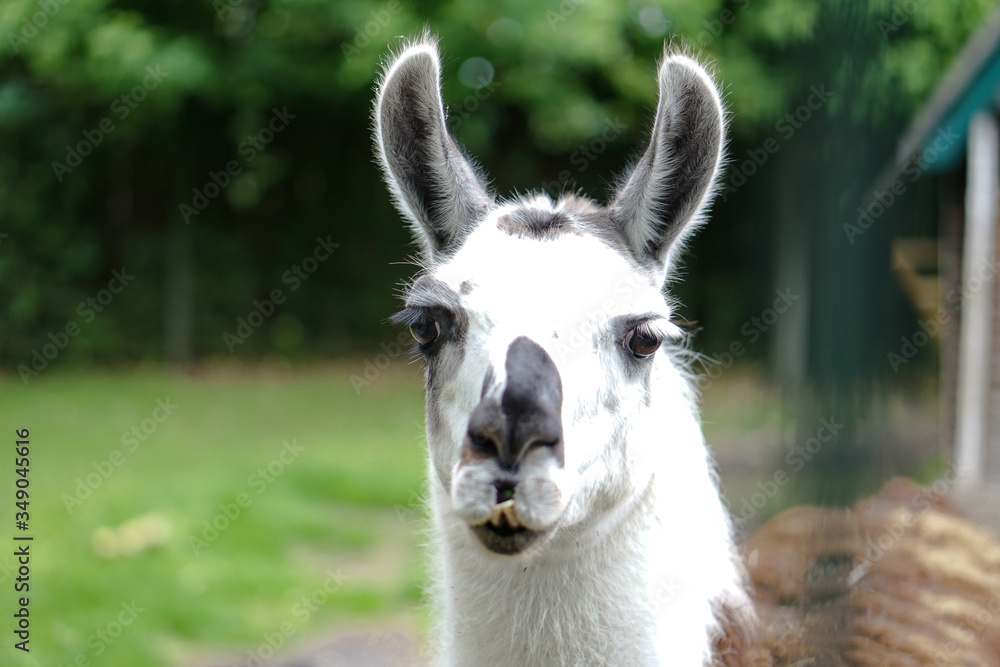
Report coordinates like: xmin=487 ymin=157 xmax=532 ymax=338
xmin=611 ymin=51 xmax=725 ymax=282
xmin=374 ymin=37 xmax=494 ymax=263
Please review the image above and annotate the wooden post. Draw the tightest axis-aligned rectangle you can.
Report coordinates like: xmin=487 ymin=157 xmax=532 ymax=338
xmin=954 ymin=112 xmax=999 ymax=487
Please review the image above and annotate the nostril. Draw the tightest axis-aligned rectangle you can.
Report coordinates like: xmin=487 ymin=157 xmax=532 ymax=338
xmin=494 ymin=479 xmax=516 ymax=503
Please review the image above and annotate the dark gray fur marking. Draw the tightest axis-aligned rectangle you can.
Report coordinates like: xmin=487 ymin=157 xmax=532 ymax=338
xmin=403 ymin=275 xmax=469 ymax=441
xmin=480 ymin=364 xmax=496 ymax=399
xmin=465 ymin=336 xmax=564 ymax=469
xmin=405 ymin=274 xmax=466 ymax=316
xmin=497 ymin=208 xmax=570 ymax=239
xmin=496 ymin=196 xmax=641 ymax=273
xmin=426 ymin=340 xmax=466 ymax=437
xmin=499 ymin=337 xmax=564 ymax=467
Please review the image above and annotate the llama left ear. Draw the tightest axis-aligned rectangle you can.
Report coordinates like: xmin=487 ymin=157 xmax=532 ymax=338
xmin=611 ymin=51 xmax=725 ymax=283
xmin=374 ymin=36 xmax=495 ymax=263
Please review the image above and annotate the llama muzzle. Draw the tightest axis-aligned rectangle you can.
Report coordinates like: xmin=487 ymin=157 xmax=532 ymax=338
xmin=463 ymin=335 xmax=564 ymax=468
xmin=451 ymin=336 xmax=569 ymax=554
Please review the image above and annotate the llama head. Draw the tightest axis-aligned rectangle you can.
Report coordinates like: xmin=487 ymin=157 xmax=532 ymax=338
xmin=375 ymin=36 xmax=724 ymax=557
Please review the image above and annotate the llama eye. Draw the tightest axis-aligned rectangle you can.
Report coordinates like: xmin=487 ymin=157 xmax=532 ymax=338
xmin=624 ymin=326 xmax=661 ymax=359
xmin=410 ymin=315 xmax=441 ymax=346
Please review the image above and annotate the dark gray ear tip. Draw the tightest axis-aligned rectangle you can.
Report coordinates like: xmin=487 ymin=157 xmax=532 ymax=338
xmin=379 ymin=44 xmax=441 ymax=97
xmin=654 ymin=53 xmax=726 ymax=145
xmin=375 ymin=35 xmax=443 ymax=109
xmin=394 ymin=48 xmax=439 ymax=77
xmin=657 ymin=53 xmax=721 ymax=97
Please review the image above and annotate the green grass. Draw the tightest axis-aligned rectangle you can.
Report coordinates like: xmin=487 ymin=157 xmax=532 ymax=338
xmin=0 ymin=362 xmax=429 ymax=667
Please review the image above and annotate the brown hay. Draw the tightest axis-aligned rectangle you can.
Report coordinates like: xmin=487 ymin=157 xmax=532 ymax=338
xmin=728 ymin=478 xmax=1000 ymax=666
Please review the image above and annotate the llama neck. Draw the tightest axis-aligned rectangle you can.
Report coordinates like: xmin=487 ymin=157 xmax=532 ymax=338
xmin=429 ymin=475 xmax=735 ymax=666
xmin=433 ymin=495 xmax=658 ymax=665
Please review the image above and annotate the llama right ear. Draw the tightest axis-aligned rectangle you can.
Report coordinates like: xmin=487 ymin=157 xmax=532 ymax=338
xmin=610 ymin=51 xmax=725 ymax=283
xmin=374 ymin=37 xmax=494 ymax=263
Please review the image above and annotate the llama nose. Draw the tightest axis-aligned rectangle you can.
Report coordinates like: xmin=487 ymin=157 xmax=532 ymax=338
xmin=465 ymin=336 xmax=564 ymax=469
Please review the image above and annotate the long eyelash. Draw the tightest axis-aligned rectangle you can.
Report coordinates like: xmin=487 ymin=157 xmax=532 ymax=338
xmin=389 ymin=307 xmax=425 ymax=328
xmin=388 ymin=308 xmax=428 ymax=357
xmin=633 ymin=318 xmax=683 ymax=341
xmin=670 ymin=318 xmax=699 ymax=331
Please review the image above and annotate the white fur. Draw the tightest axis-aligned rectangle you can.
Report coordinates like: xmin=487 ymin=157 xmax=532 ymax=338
xmin=418 ymin=204 xmax=751 ymax=665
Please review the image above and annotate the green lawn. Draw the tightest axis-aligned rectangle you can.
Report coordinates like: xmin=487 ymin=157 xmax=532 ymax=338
xmin=0 ymin=362 xmax=430 ymax=667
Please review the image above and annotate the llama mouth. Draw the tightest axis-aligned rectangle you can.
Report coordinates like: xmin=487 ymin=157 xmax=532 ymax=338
xmin=471 ymin=500 xmax=542 ymax=555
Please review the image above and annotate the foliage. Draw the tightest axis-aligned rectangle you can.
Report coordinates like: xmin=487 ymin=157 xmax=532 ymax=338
xmin=0 ymin=0 xmax=995 ymax=369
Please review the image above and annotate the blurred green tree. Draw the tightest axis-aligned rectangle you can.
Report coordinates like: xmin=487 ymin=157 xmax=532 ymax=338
xmin=0 ymin=0 xmax=992 ymax=379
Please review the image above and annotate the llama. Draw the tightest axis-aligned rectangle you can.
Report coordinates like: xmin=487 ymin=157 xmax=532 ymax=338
xmin=374 ymin=35 xmax=751 ymax=665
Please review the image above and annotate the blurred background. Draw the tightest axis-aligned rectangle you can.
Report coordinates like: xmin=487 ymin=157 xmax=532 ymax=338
xmin=2 ymin=0 xmax=998 ymax=664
